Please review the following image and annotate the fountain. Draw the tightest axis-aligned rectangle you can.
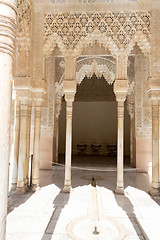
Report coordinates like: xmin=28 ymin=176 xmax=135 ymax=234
xmin=67 ymin=177 xmax=126 ymax=240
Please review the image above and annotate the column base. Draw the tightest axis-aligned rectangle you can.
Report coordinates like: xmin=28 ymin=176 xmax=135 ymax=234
xmin=152 ymin=181 xmax=160 ymax=189
xmin=16 ymin=187 xmax=27 ymax=194
xmin=31 ymin=184 xmax=41 ymax=192
xmin=149 ymin=188 xmax=160 ymax=197
xmin=115 ymin=187 xmax=124 ymax=195
xmin=25 ymin=184 xmax=30 ymax=192
xmin=61 ymin=185 xmax=72 ymax=193
xmin=11 ymin=183 xmax=17 ymax=191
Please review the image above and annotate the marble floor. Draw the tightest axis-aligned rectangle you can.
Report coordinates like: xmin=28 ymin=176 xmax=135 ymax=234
xmin=7 ymin=155 xmax=160 ymax=240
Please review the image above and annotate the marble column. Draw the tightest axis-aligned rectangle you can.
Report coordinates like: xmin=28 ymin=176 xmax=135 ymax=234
xmin=17 ymin=99 xmax=29 ymax=193
xmin=0 ymin=1 xmax=16 ymax=239
xmin=127 ymin=102 xmax=136 ymax=167
xmin=32 ymin=101 xmax=42 ymax=190
xmin=55 ymin=117 xmax=59 ymax=163
xmin=26 ymin=102 xmax=32 ymax=187
xmin=115 ymin=100 xmax=125 ymax=195
xmin=11 ymin=100 xmax=20 ymax=191
xmin=62 ymin=95 xmax=74 ymax=192
xmin=130 ymin=116 xmax=135 ymax=167
xmin=151 ymin=99 xmax=159 ymax=190
xmin=54 ymin=97 xmax=62 ymax=163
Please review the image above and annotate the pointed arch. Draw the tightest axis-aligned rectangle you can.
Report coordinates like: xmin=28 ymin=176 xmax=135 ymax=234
xmin=126 ymin=32 xmax=151 ymax=57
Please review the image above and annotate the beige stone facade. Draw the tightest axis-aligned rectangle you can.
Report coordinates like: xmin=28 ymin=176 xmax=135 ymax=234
xmin=1 ymin=0 xmax=160 ymax=238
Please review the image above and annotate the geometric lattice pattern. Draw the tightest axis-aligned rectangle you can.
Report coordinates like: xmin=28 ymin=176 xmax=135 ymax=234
xmin=44 ymin=11 xmax=150 ymax=50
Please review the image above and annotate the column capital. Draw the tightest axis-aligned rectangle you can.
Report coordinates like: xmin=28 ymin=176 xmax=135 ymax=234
xmin=114 ymin=80 xmax=128 ymax=102
xmin=13 ymin=88 xmax=32 ymax=102
xmin=63 ymin=80 xmax=77 ymax=94
xmin=146 ymin=77 xmax=160 ymax=100
xmin=65 ymin=93 xmax=75 ymax=103
xmin=63 ymin=80 xmax=76 ymax=103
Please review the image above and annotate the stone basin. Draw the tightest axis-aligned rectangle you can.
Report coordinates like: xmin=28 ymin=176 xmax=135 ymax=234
xmin=67 ymin=217 xmax=126 ymax=240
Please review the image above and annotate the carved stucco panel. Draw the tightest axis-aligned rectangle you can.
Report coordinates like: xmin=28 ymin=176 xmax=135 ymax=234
xmin=43 ymin=11 xmax=151 ymax=57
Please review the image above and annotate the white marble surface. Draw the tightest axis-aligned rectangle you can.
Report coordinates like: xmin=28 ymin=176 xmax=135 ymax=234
xmin=6 ymin=157 xmax=160 ymax=240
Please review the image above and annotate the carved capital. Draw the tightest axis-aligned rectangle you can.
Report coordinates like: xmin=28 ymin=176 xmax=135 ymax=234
xmin=146 ymin=77 xmax=160 ymax=100
xmin=32 ymin=90 xmax=46 ymax=105
xmin=14 ymin=88 xmax=32 ymax=101
xmin=63 ymin=80 xmax=77 ymax=95
xmin=65 ymin=93 xmax=75 ymax=103
xmin=152 ymin=99 xmax=159 ymax=119
xmin=114 ymin=80 xmax=128 ymax=102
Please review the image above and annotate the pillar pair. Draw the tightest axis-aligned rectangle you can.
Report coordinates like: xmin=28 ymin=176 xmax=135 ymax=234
xmin=61 ymin=80 xmax=128 ymax=194
xmin=11 ymin=98 xmax=42 ymax=192
xmin=15 ymin=98 xmax=32 ymax=192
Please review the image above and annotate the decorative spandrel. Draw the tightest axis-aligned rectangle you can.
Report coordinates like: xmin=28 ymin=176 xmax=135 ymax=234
xmin=44 ymin=11 xmax=150 ymax=51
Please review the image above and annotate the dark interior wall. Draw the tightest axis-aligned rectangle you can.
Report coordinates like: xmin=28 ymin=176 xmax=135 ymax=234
xmin=58 ymin=101 xmax=130 ymax=156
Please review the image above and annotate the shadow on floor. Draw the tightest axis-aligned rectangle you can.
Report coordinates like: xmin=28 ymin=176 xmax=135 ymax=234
xmin=7 ymin=191 xmax=33 ymax=214
xmin=115 ymin=194 xmax=146 ymax=239
xmin=41 ymin=192 xmax=70 ymax=240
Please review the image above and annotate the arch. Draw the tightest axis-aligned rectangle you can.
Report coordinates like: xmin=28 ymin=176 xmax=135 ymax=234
xmin=125 ymin=32 xmax=151 ymax=57
xmin=43 ymin=11 xmax=151 ymax=58
xmin=55 ymin=55 xmax=115 ymax=97
xmin=43 ymin=29 xmax=151 ymax=60
xmin=43 ymin=34 xmax=66 ymax=57
xmin=76 ymin=58 xmax=115 ymax=85
xmin=73 ymin=29 xmax=119 ymax=58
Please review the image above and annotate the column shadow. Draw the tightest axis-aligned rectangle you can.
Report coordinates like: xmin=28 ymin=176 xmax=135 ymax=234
xmin=115 ymin=194 xmax=148 ymax=239
xmin=7 ymin=191 xmax=33 ymax=214
xmin=41 ymin=191 xmax=70 ymax=240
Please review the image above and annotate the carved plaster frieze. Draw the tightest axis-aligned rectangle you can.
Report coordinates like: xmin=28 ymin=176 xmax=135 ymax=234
xmin=44 ymin=11 xmax=150 ymax=57
xmin=127 ymin=81 xmax=135 ymax=96
xmin=55 ymin=95 xmax=62 ymax=118
xmin=127 ymin=102 xmax=134 ymax=118
xmin=55 ymin=82 xmax=64 ymax=97
xmin=76 ymin=59 xmax=115 ymax=85
xmin=16 ymin=0 xmax=31 ymax=52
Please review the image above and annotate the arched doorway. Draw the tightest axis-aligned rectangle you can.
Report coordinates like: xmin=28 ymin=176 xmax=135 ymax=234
xmin=58 ymin=74 xmax=130 ymax=169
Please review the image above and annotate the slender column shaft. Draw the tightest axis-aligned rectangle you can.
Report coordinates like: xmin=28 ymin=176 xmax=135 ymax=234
xmin=17 ymin=100 xmax=29 ymax=192
xmin=116 ymin=101 xmax=125 ymax=194
xmin=152 ymin=100 xmax=159 ymax=188
xmin=130 ymin=117 xmax=136 ymax=167
xmin=55 ymin=117 xmax=59 ymax=163
xmin=11 ymin=100 xmax=20 ymax=190
xmin=26 ymin=103 xmax=32 ymax=186
xmin=0 ymin=1 xmax=16 ymax=238
xmin=64 ymin=101 xmax=73 ymax=192
xmin=32 ymin=104 xmax=42 ymax=187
